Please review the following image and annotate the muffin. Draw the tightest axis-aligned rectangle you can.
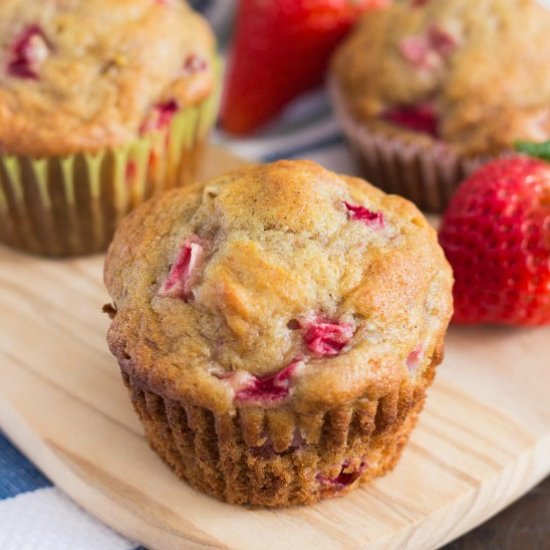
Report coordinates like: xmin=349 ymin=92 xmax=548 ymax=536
xmin=104 ymin=160 xmax=453 ymax=507
xmin=0 ymin=0 xmax=218 ymax=257
xmin=330 ymin=0 xmax=550 ymax=212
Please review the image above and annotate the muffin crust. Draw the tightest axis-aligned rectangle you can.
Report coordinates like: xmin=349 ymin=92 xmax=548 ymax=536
xmin=106 ymin=160 xmax=452 ymax=412
xmin=0 ymin=0 xmax=216 ymax=156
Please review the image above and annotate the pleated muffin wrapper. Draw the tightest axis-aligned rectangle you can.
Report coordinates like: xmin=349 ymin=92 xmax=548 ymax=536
xmin=119 ymin=354 xmax=438 ymax=508
xmin=0 ymin=61 xmax=221 ymax=258
xmin=328 ymin=79 xmax=503 ymax=213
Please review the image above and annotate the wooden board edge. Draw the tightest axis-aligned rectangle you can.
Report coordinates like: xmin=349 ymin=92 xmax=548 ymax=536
xmin=432 ymin=435 xmax=550 ymax=549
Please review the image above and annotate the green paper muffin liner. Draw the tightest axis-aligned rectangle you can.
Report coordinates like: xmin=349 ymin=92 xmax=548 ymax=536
xmin=0 ymin=61 xmax=220 ymax=257
xmin=329 ymin=79 xmax=494 ymax=213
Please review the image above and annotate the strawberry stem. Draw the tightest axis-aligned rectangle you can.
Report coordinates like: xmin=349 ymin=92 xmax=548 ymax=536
xmin=514 ymin=140 xmax=550 ymax=162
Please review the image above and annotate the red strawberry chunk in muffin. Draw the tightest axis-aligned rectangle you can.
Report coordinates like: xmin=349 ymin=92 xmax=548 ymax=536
xmin=317 ymin=460 xmax=367 ymax=490
xmin=399 ymin=35 xmax=435 ymax=69
xmin=406 ymin=345 xmax=424 ymax=373
xmin=344 ymin=201 xmax=384 ymax=227
xmin=383 ymin=104 xmax=439 ymax=137
xmin=183 ymin=54 xmax=207 ymax=76
xmin=428 ymin=24 xmax=458 ymax=57
xmin=8 ymin=25 xmax=50 ymax=79
xmin=300 ymin=315 xmax=354 ymax=357
xmin=235 ymin=358 xmax=303 ymax=404
xmin=159 ymin=236 xmax=207 ymax=301
xmin=140 ymin=99 xmax=179 ymax=134
xmin=399 ymin=24 xmax=458 ymax=69
xmin=220 ymin=357 xmax=304 ymax=405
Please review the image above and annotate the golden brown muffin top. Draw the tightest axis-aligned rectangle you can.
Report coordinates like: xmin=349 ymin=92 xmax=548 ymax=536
xmin=0 ymin=0 xmax=216 ymax=157
xmin=105 ymin=160 xmax=453 ymax=413
xmin=331 ymin=0 xmax=550 ymax=156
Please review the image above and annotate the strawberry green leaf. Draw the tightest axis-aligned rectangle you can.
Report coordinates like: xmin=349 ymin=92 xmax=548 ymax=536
xmin=514 ymin=140 xmax=550 ymax=162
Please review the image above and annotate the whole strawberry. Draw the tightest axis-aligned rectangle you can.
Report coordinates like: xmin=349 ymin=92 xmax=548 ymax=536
xmin=439 ymin=155 xmax=550 ymax=326
xmin=221 ymin=0 xmax=389 ymax=135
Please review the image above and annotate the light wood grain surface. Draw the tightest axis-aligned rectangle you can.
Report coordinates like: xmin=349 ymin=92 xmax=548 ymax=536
xmin=0 ymin=147 xmax=549 ymax=550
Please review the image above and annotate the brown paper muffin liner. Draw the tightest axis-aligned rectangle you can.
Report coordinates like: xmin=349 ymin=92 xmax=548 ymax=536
xmin=119 ymin=357 xmax=437 ymax=508
xmin=329 ymin=80 xmax=497 ymax=213
xmin=0 ymin=60 xmax=221 ymax=257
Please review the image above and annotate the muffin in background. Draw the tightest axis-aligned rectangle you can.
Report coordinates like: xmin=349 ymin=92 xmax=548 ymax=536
xmin=104 ymin=160 xmax=453 ymax=507
xmin=0 ymin=0 xmax=219 ymax=257
xmin=329 ymin=0 xmax=550 ymax=212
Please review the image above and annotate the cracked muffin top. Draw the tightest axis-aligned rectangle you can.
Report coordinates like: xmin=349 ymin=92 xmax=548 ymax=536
xmin=330 ymin=0 xmax=550 ymax=156
xmin=105 ymin=160 xmax=453 ymax=413
xmin=0 ymin=0 xmax=216 ymax=157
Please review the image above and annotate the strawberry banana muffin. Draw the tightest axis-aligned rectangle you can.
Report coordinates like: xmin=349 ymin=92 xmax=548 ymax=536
xmin=0 ymin=0 xmax=218 ymax=257
xmin=105 ymin=160 xmax=453 ymax=507
xmin=330 ymin=0 xmax=550 ymax=212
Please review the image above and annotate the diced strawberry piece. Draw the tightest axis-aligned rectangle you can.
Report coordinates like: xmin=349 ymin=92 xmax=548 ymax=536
xmin=428 ymin=24 xmax=458 ymax=57
xmin=383 ymin=104 xmax=439 ymax=137
xmin=235 ymin=358 xmax=303 ymax=404
xmin=235 ymin=374 xmax=289 ymax=403
xmin=183 ymin=54 xmax=207 ymax=75
xmin=301 ymin=316 xmax=354 ymax=357
xmin=159 ymin=236 xmax=207 ymax=301
xmin=399 ymin=35 xmax=434 ymax=69
xmin=217 ymin=358 xmax=304 ymax=406
xmin=344 ymin=201 xmax=385 ymax=227
xmin=399 ymin=24 xmax=457 ymax=70
xmin=8 ymin=25 xmax=50 ymax=79
xmin=140 ymin=99 xmax=179 ymax=135
xmin=317 ymin=460 xmax=367 ymax=490
xmin=406 ymin=345 xmax=424 ymax=373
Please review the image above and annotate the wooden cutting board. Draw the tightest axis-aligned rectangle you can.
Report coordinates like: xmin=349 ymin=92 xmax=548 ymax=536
xmin=0 ymin=146 xmax=549 ymax=550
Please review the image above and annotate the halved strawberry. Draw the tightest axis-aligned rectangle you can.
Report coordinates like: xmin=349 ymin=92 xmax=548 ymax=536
xmin=221 ymin=0 xmax=390 ymax=135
